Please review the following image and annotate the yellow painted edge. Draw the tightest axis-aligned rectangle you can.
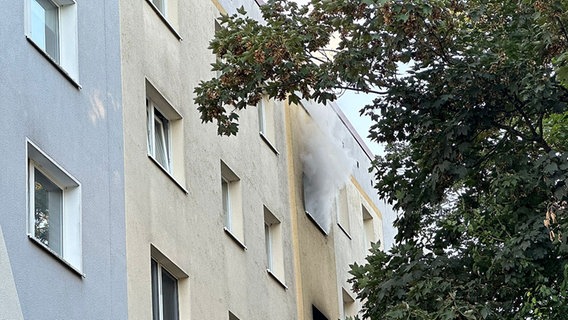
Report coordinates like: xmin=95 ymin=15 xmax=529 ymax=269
xmin=350 ymin=175 xmax=382 ymax=220
xmin=285 ymin=100 xmax=305 ymax=320
xmin=210 ymin=0 xmax=227 ymax=15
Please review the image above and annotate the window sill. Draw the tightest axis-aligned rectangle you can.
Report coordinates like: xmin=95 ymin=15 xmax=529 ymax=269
xmin=145 ymin=0 xmax=183 ymax=41
xmin=148 ymin=155 xmax=189 ymax=194
xmin=305 ymin=211 xmax=329 ymax=236
xmin=26 ymin=36 xmax=82 ymax=89
xmin=337 ymin=223 xmax=352 ymax=240
xmin=224 ymin=227 xmax=247 ymax=250
xmin=267 ymin=269 xmax=287 ymax=290
xmin=259 ymin=132 xmax=279 ymax=155
xmin=28 ymin=235 xmax=85 ymax=278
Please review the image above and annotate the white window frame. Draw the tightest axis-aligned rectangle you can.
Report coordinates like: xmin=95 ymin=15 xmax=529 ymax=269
xmin=221 ymin=161 xmax=245 ymax=248
xmin=336 ymin=186 xmax=351 ymax=238
xmin=150 ymin=245 xmax=188 ymax=320
xmin=151 ymin=259 xmax=179 ymax=320
xmin=257 ymin=96 xmax=279 ymax=154
xmin=145 ymin=80 xmax=185 ymax=189
xmin=147 ymin=98 xmax=172 ymax=173
xmin=264 ymin=221 xmax=273 ymax=270
xmin=264 ymin=206 xmax=286 ymax=287
xmin=26 ymin=0 xmax=79 ymax=81
xmin=27 ymin=140 xmax=82 ymax=274
xmin=222 ymin=177 xmax=232 ymax=228
xmin=362 ymin=204 xmax=375 ymax=249
xmin=144 ymin=0 xmax=182 ymax=40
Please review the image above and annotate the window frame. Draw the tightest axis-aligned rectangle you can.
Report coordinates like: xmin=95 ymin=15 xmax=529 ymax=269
xmin=29 ymin=163 xmax=64 ymax=255
xmin=26 ymin=0 xmax=80 ymax=85
xmin=144 ymin=0 xmax=182 ymax=40
xmin=263 ymin=206 xmax=287 ymax=288
xmin=151 ymin=259 xmax=179 ymax=320
xmin=257 ymin=97 xmax=279 ymax=154
xmin=27 ymin=140 xmax=83 ymax=275
xmin=362 ymin=204 xmax=375 ymax=249
xmin=336 ymin=186 xmax=352 ymax=239
xmin=30 ymin=0 xmax=60 ymax=63
xmin=147 ymin=98 xmax=172 ymax=173
xmin=221 ymin=161 xmax=246 ymax=249
xmin=145 ymin=79 xmax=187 ymax=192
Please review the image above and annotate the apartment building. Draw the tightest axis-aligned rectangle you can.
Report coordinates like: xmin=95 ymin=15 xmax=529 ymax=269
xmin=0 ymin=1 xmax=127 ymax=319
xmin=120 ymin=0 xmax=298 ymax=319
xmin=285 ymin=99 xmax=385 ymax=320
xmin=1 ymin=1 xmax=392 ymax=319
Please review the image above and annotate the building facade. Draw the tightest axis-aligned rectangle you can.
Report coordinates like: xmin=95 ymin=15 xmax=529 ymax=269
xmin=1 ymin=0 xmax=393 ymax=319
xmin=0 ymin=1 xmax=127 ymax=319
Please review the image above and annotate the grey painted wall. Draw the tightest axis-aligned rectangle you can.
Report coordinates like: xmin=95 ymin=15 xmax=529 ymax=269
xmin=0 ymin=1 xmax=127 ymax=319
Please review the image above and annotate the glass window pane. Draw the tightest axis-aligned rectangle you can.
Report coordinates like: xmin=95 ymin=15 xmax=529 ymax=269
xmin=152 ymin=0 xmax=165 ymax=15
xmin=258 ymin=101 xmax=266 ymax=134
xmin=153 ymin=115 xmax=170 ymax=172
xmin=265 ymin=223 xmax=272 ymax=269
xmin=34 ymin=168 xmax=63 ymax=255
xmin=147 ymin=100 xmax=154 ymax=155
xmin=222 ymin=179 xmax=230 ymax=228
xmin=31 ymin=0 xmax=59 ymax=63
xmin=161 ymin=268 xmax=179 ymax=320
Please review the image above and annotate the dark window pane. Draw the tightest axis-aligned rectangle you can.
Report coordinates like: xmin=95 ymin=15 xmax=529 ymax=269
xmin=161 ymin=268 xmax=179 ymax=320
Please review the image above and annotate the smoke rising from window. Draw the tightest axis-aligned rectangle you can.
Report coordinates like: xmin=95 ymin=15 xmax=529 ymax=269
xmin=300 ymin=103 xmax=355 ymax=234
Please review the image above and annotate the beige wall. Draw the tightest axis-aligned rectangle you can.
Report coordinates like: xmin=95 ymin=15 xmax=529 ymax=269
xmin=120 ymin=0 xmax=297 ymax=319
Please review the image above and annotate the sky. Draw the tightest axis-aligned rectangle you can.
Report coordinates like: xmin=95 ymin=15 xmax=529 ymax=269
xmin=336 ymin=92 xmax=384 ymax=157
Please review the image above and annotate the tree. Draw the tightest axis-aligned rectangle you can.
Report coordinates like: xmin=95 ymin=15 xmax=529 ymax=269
xmin=194 ymin=0 xmax=568 ymax=318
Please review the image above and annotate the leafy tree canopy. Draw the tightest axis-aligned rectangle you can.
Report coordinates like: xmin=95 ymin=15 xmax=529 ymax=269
xmin=194 ymin=0 xmax=568 ymax=318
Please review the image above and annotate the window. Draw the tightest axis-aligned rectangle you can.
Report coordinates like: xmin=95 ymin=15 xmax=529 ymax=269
xmin=258 ymin=96 xmax=278 ymax=153
xmin=264 ymin=206 xmax=285 ymax=286
xmin=150 ymin=246 xmax=188 ymax=320
xmin=27 ymin=141 xmax=82 ymax=272
xmin=30 ymin=0 xmax=59 ymax=62
xmin=362 ymin=205 xmax=375 ymax=249
xmin=342 ymin=288 xmax=356 ymax=319
xmin=336 ymin=186 xmax=350 ymax=236
xmin=147 ymin=99 xmax=171 ymax=172
xmin=302 ymin=173 xmax=329 ymax=236
xmin=312 ymin=305 xmax=329 ymax=320
xmin=151 ymin=259 xmax=179 ymax=320
xmin=146 ymin=80 xmax=185 ymax=185
xmin=27 ymin=0 xmax=79 ymax=80
xmin=221 ymin=161 xmax=244 ymax=246
xmin=145 ymin=0 xmax=181 ymax=39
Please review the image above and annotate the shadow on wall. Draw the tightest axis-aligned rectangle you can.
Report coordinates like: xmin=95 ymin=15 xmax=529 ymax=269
xmin=0 ymin=226 xmax=24 ymax=320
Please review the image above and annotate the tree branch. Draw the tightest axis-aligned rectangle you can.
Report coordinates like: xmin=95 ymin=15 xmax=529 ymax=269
xmin=556 ymin=16 xmax=568 ymax=45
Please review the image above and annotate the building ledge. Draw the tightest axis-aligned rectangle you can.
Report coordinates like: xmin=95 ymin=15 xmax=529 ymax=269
xmin=224 ymin=227 xmax=247 ymax=250
xmin=259 ymin=132 xmax=279 ymax=155
xmin=267 ymin=269 xmax=287 ymax=290
xmin=28 ymin=235 xmax=85 ymax=278
xmin=26 ymin=36 xmax=82 ymax=89
xmin=145 ymin=0 xmax=183 ymax=41
xmin=148 ymin=155 xmax=189 ymax=194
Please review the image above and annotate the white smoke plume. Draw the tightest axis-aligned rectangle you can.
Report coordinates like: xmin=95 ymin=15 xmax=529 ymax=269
xmin=300 ymin=102 xmax=355 ymax=234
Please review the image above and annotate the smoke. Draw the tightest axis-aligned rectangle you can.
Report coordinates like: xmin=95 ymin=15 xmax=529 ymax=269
xmin=300 ymin=102 xmax=355 ymax=234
